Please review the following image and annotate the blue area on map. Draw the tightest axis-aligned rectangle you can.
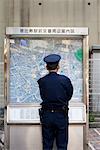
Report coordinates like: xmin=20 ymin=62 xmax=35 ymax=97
xmin=20 ymin=39 xmax=28 ymax=47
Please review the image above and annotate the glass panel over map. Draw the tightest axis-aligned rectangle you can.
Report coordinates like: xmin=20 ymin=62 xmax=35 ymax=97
xmin=9 ymin=38 xmax=83 ymax=104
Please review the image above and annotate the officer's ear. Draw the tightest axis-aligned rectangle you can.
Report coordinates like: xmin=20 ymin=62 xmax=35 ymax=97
xmin=57 ymin=65 xmax=60 ymax=70
xmin=46 ymin=65 xmax=48 ymax=70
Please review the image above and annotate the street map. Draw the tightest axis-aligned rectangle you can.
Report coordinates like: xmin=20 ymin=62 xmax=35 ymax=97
xmin=9 ymin=38 xmax=83 ymax=103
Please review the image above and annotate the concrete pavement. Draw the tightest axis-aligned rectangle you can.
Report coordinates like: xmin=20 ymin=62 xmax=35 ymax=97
xmin=88 ymin=128 xmax=100 ymax=150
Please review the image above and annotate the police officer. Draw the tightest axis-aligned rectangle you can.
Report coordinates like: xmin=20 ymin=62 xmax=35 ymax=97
xmin=38 ymin=54 xmax=73 ymax=150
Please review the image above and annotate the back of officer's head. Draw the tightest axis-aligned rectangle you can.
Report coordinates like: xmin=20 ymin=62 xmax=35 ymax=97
xmin=46 ymin=62 xmax=59 ymax=70
xmin=44 ymin=54 xmax=61 ymax=71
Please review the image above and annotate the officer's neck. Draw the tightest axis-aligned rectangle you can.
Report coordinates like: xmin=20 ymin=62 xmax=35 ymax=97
xmin=49 ymin=69 xmax=58 ymax=73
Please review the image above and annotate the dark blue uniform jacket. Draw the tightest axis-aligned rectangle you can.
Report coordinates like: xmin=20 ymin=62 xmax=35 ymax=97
xmin=38 ymin=72 xmax=73 ymax=108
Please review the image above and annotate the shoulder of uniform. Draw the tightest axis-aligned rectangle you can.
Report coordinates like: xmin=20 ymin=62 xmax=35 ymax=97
xmin=37 ymin=77 xmax=43 ymax=83
xmin=37 ymin=75 xmax=47 ymax=83
xmin=59 ymin=74 xmax=69 ymax=80
xmin=37 ymin=78 xmax=41 ymax=83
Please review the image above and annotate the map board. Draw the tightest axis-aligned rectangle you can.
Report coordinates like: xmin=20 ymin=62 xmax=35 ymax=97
xmin=9 ymin=38 xmax=83 ymax=104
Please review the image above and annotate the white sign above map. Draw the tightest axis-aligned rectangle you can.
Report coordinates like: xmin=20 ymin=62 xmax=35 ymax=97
xmin=6 ymin=27 xmax=88 ymax=36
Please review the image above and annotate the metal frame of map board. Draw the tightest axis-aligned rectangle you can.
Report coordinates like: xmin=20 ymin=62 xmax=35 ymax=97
xmin=4 ymin=27 xmax=89 ymax=124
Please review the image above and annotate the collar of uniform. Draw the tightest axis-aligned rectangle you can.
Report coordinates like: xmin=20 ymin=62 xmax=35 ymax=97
xmin=49 ymin=72 xmax=57 ymax=75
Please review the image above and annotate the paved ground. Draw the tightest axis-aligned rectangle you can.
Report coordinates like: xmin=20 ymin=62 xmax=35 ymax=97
xmin=88 ymin=128 xmax=100 ymax=150
xmin=0 ymin=130 xmax=4 ymax=150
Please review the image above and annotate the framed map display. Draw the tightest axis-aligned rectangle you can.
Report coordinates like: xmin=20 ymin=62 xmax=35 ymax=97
xmin=9 ymin=38 xmax=83 ymax=103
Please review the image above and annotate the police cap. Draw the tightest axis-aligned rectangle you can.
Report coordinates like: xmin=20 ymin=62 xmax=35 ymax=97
xmin=44 ymin=54 xmax=61 ymax=64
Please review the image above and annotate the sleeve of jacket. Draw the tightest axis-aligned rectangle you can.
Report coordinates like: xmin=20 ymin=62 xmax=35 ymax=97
xmin=64 ymin=77 xmax=73 ymax=101
xmin=37 ymin=78 xmax=45 ymax=100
